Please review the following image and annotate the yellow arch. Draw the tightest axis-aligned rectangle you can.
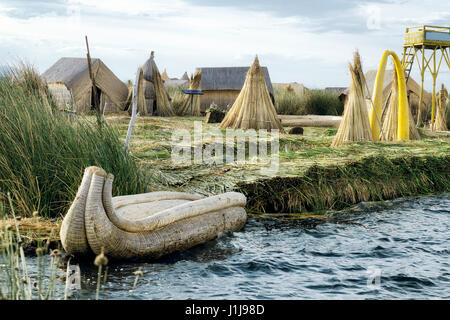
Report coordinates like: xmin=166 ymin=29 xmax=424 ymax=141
xmin=369 ymin=50 xmax=409 ymax=141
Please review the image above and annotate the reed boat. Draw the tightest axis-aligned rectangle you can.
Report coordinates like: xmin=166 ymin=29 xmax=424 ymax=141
xmin=60 ymin=167 xmax=247 ymax=259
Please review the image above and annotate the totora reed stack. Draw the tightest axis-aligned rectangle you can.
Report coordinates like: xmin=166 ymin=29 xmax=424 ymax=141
xmin=332 ymin=51 xmax=373 ymax=147
xmin=381 ymin=68 xmax=420 ymax=141
xmin=219 ymin=56 xmax=284 ymax=131
xmin=435 ymin=84 xmax=448 ymax=131
xmin=139 ymin=52 xmax=175 ymax=117
xmin=177 ymin=70 xmax=202 ymax=116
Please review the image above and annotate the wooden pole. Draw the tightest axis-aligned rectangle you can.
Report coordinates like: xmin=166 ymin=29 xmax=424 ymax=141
xmin=85 ymin=35 xmax=99 ymax=114
xmin=125 ymin=68 xmax=141 ymax=153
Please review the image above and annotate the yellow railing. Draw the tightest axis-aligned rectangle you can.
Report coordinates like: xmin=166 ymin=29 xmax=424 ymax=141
xmin=404 ymin=25 xmax=450 ymax=46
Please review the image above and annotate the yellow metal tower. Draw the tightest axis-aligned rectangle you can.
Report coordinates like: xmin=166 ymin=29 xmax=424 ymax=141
xmin=401 ymin=25 xmax=450 ymax=128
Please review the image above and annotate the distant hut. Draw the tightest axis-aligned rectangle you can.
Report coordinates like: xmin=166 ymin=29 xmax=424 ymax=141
xmin=364 ymin=70 xmax=432 ymax=123
xmin=41 ymin=57 xmax=128 ymax=113
xmin=181 ymin=72 xmax=189 ymax=81
xmin=132 ymin=52 xmax=175 ymax=117
xmin=196 ymin=65 xmax=274 ymax=112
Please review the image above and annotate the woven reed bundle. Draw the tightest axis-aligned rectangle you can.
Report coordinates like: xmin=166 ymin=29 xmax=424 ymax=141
xmin=435 ymin=84 xmax=448 ymax=131
xmin=381 ymin=69 xmax=420 ymax=141
xmin=332 ymin=51 xmax=373 ymax=147
xmin=161 ymin=69 xmax=170 ymax=81
xmin=177 ymin=70 xmax=202 ymax=116
xmin=60 ymin=167 xmax=247 ymax=259
xmin=219 ymin=56 xmax=284 ymax=131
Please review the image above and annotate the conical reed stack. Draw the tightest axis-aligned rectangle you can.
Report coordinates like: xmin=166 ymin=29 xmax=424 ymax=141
xmin=381 ymin=69 xmax=420 ymax=141
xmin=332 ymin=51 xmax=373 ymax=147
xmin=219 ymin=56 xmax=284 ymax=131
xmin=435 ymin=84 xmax=448 ymax=131
xmin=177 ymin=70 xmax=202 ymax=116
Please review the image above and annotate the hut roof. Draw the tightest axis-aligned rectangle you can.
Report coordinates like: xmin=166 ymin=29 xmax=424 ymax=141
xmin=42 ymin=57 xmax=100 ymax=87
xmin=196 ymin=66 xmax=274 ymax=94
xmin=164 ymin=79 xmax=189 ymax=87
xmin=41 ymin=57 xmax=128 ymax=109
xmin=181 ymin=72 xmax=189 ymax=81
xmin=364 ymin=69 xmax=431 ymax=102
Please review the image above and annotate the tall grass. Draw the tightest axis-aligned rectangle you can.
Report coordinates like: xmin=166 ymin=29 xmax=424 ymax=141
xmin=0 ymin=66 xmax=147 ymax=218
xmin=275 ymin=87 xmax=344 ymax=116
xmin=274 ymin=86 xmax=307 ymax=115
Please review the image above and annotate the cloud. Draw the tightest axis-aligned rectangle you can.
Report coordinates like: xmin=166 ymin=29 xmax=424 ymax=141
xmin=0 ymin=0 xmax=449 ymax=88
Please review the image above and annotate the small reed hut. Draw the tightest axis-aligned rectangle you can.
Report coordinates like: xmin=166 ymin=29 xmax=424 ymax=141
xmin=181 ymin=72 xmax=189 ymax=81
xmin=219 ymin=56 xmax=283 ymax=131
xmin=41 ymin=57 xmax=128 ymax=113
xmin=131 ymin=52 xmax=175 ymax=116
xmin=332 ymin=51 xmax=373 ymax=147
xmin=196 ymin=65 xmax=274 ymax=112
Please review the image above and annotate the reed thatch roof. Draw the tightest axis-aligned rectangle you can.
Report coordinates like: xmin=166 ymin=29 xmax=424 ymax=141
xmin=181 ymin=72 xmax=189 ymax=81
xmin=196 ymin=66 xmax=274 ymax=94
xmin=164 ymin=79 xmax=189 ymax=87
xmin=41 ymin=57 xmax=128 ymax=112
xmin=364 ymin=69 xmax=432 ymax=105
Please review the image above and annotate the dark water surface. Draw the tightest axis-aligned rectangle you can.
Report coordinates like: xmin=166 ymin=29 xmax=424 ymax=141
xmin=30 ymin=195 xmax=450 ymax=299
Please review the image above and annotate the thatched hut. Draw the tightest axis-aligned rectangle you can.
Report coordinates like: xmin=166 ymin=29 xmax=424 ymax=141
xmin=181 ymin=72 xmax=189 ymax=81
xmin=364 ymin=70 xmax=432 ymax=123
xmin=41 ymin=58 xmax=128 ymax=113
xmin=196 ymin=65 xmax=274 ymax=112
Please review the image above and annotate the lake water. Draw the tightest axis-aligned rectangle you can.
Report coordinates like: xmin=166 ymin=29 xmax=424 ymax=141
xmin=18 ymin=194 xmax=450 ymax=299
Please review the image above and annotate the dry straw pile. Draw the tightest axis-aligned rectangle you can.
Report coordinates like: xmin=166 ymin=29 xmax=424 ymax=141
xmin=332 ymin=51 xmax=373 ymax=147
xmin=381 ymin=69 xmax=420 ymax=141
xmin=177 ymin=70 xmax=202 ymax=116
xmin=435 ymin=84 xmax=448 ymax=131
xmin=220 ymin=56 xmax=284 ymax=131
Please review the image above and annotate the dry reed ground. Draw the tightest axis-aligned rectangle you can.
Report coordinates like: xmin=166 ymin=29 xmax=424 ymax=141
xmin=105 ymin=113 xmax=449 ymax=209
xmin=7 ymin=113 xmax=448 ymax=241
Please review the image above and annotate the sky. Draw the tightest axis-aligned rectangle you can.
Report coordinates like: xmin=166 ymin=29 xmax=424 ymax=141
xmin=0 ymin=0 xmax=449 ymax=89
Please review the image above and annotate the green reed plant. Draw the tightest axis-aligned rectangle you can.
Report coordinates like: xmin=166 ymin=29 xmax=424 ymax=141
xmin=303 ymin=90 xmax=344 ymax=116
xmin=0 ymin=65 xmax=148 ymax=218
xmin=274 ymin=87 xmax=344 ymax=116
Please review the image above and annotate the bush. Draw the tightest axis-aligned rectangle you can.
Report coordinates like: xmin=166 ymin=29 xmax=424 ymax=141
xmin=274 ymin=87 xmax=344 ymax=116
xmin=0 ymin=66 xmax=147 ymax=218
xmin=274 ymin=86 xmax=307 ymax=115
xmin=303 ymin=90 xmax=344 ymax=116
